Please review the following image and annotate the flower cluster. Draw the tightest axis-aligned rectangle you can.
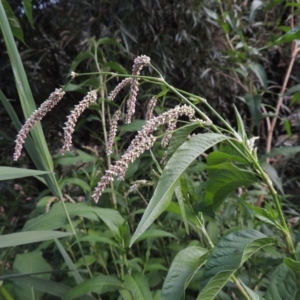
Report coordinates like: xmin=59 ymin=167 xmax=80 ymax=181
xmin=107 ymin=77 xmax=132 ymax=101
xmin=92 ymin=104 xmax=195 ymax=202
xmin=106 ymin=109 xmax=121 ymax=155
xmin=13 ymin=88 xmax=65 ymax=161
xmin=126 ymin=55 xmax=151 ymax=124
xmin=146 ymin=96 xmax=157 ymax=121
xmin=62 ymin=90 xmax=97 ymax=154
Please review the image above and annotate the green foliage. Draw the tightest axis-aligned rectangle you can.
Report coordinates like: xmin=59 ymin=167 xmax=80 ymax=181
xmin=1 ymin=1 xmax=300 ymax=299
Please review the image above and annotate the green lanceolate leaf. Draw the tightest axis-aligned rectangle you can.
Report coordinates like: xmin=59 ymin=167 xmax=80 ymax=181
xmin=23 ymin=203 xmax=124 ymax=238
xmin=197 ymin=229 xmax=275 ymax=300
xmin=202 ymin=166 xmax=257 ymax=213
xmin=164 ymin=123 xmax=199 ymax=160
xmin=161 ymin=246 xmax=210 ymax=300
xmin=64 ymin=274 xmax=123 ymax=300
xmin=259 ymin=146 xmax=300 ymax=161
xmin=233 ymin=104 xmax=248 ymax=142
xmin=135 ymin=229 xmax=177 ymax=243
xmin=0 ymin=231 xmax=73 ymax=248
xmin=244 ymin=94 xmax=262 ymax=127
xmin=175 ymin=185 xmax=189 ymax=234
xmin=0 ymin=167 xmax=50 ymax=181
xmin=129 ymin=133 xmax=230 ymax=246
xmin=22 ymin=0 xmax=34 ymax=28
xmin=207 ymin=152 xmax=248 ymax=166
xmin=272 ymin=25 xmax=300 ymax=46
xmin=260 ymin=161 xmax=283 ymax=194
xmin=124 ymin=271 xmax=152 ymax=300
xmin=265 ymin=263 xmax=297 ymax=300
xmin=55 ymin=239 xmax=84 ymax=284
xmin=249 ymin=0 xmax=263 ymax=25
xmin=238 ymin=197 xmax=282 ymax=230
xmin=1 ymin=0 xmax=25 ymax=43
xmin=284 ymin=257 xmax=300 ymax=276
xmin=249 ymin=64 xmax=268 ymax=90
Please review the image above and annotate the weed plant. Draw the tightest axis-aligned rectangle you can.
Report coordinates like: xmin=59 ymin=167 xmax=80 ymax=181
xmin=1 ymin=1 xmax=300 ymax=300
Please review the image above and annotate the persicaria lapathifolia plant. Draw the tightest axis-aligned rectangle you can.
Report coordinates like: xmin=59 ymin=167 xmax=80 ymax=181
xmin=13 ymin=54 xmax=300 ymax=299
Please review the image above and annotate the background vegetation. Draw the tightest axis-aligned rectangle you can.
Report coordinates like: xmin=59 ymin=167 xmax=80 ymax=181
xmin=1 ymin=0 xmax=300 ymax=299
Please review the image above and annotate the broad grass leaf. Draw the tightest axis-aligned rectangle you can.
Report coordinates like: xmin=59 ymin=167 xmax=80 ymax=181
xmin=0 ymin=7 xmax=62 ymax=198
xmin=161 ymin=246 xmax=210 ymax=300
xmin=9 ymin=276 xmax=93 ymax=299
xmin=265 ymin=263 xmax=297 ymax=300
xmin=55 ymin=239 xmax=84 ymax=284
xmin=197 ymin=230 xmax=275 ymax=300
xmin=64 ymin=274 xmax=123 ymax=300
xmin=0 ymin=167 xmax=50 ymax=181
xmin=284 ymin=257 xmax=300 ymax=276
xmin=23 ymin=203 xmax=124 ymax=237
xmin=124 ymin=271 xmax=152 ymax=300
xmin=13 ymin=251 xmax=51 ymax=300
xmin=0 ymin=231 xmax=73 ymax=248
xmin=129 ymin=133 xmax=230 ymax=246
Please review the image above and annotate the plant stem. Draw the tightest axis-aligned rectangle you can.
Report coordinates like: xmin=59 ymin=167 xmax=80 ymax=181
xmin=250 ymin=158 xmax=296 ymax=257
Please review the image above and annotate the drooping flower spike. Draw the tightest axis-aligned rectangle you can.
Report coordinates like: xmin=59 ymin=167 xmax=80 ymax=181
xmin=13 ymin=88 xmax=65 ymax=161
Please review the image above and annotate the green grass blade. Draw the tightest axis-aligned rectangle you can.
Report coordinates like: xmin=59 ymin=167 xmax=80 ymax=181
xmin=0 ymin=231 xmax=73 ymax=248
xmin=0 ymin=1 xmax=61 ymax=196
xmin=0 ymin=167 xmax=50 ymax=181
